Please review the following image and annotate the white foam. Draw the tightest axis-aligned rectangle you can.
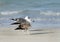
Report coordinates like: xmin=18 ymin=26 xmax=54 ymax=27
xmin=40 ymin=11 xmax=60 ymax=16
xmin=0 ymin=10 xmax=23 ymax=15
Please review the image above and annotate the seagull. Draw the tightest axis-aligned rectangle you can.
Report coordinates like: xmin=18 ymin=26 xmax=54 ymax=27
xmin=11 ymin=16 xmax=32 ymax=30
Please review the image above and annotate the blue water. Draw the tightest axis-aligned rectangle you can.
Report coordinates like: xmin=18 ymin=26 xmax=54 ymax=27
xmin=0 ymin=0 xmax=60 ymax=28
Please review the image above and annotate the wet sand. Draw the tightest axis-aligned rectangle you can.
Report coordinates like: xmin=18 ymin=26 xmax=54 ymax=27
xmin=0 ymin=28 xmax=60 ymax=42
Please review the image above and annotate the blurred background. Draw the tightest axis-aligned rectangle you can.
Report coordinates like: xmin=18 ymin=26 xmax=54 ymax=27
xmin=0 ymin=0 xmax=60 ymax=29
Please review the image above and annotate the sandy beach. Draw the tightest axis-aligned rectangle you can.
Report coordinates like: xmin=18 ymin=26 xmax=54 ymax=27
xmin=0 ymin=28 xmax=60 ymax=42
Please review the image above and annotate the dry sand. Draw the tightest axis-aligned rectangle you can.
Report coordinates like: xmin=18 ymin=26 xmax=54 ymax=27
xmin=0 ymin=28 xmax=60 ymax=42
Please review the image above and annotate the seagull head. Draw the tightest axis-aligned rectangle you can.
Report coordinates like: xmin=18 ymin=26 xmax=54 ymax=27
xmin=24 ymin=16 xmax=32 ymax=23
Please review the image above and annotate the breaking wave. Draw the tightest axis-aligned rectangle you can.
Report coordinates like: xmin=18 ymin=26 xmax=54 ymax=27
xmin=0 ymin=10 xmax=60 ymax=16
xmin=40 ymin=10 xmax=60 ymax=16
xmin=0 ymin=10 xmax=23 ymax=15
xmin=0 ymin=10 xmax=60 ymax=22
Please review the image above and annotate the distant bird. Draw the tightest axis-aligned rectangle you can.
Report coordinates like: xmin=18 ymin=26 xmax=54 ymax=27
xmin=11 ymin=16 xmax=32 ymax=31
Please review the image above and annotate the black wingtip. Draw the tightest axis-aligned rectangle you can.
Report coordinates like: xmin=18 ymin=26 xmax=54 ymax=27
xmin=11 ymin=22 xmax=20 ymax=25
xmin=14 ymin=28 xmax=25 ymax=30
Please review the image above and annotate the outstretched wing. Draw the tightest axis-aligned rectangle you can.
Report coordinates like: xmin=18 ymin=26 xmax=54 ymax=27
xmin=11 ymin=18 xmax=27 ymax=25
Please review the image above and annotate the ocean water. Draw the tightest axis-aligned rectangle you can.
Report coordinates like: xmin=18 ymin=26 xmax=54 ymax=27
xmin=0 ymin=0 xmax=60 ymax=28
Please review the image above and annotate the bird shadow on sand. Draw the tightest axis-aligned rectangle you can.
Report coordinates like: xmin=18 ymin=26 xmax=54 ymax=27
xmin=30 ymin=29 xmax=45 ymax=31
xmin=30 ymin=29 xmax=54 ymax=35
xmin=30 ymin=32 xmax=53 ymax=35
